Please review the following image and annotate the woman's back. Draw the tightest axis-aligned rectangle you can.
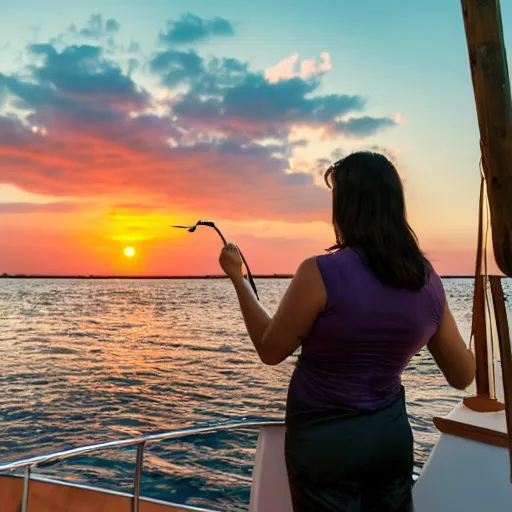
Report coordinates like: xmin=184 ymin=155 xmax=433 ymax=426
xmin=219 ymin=151 xmax=475 ymax=511
xmin=287 ymin=248 xmax=445 ymax=414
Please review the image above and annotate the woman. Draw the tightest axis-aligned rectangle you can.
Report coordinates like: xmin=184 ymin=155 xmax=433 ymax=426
xmin=219 ymin=151 xmax=475 ymax=512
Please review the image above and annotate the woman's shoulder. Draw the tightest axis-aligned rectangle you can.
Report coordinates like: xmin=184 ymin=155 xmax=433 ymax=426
xmin=315 ymin=248 xmax=365 ymax=276
xmin=425 ymin=266 xmax=444 ymax=294
xmin=316 ymin=248 xmax=359 ymax=265
xmin=423 ymin=266 xmax=446 ymax=324
xmin=311 ymin=249 xmax=362 ymax=290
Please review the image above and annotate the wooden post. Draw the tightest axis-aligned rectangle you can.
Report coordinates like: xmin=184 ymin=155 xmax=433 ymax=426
xmin=460 ymin=0 xmax=512 ymax=277
xmin=472 ymin=180 xmax=490 ymax=397
xmin=490 ymin=277 xmax=512 ymax=481
xmin=470 ymin=276 xmax=490 ymax=396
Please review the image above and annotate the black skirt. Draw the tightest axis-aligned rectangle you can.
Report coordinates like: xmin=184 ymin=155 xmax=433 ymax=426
xmin=284 ymin=387 xmax=414 ymax=512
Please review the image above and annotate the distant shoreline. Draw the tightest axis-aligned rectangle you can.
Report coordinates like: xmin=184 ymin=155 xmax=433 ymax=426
xmin=0 ymin=274 xmax=478 ymax=279
xmin=0 ymin=274 xmax=293 ymax=280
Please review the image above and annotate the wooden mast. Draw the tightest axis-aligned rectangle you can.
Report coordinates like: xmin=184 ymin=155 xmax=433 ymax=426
xmin=460 ymin=0 xmax=512 ymax=480
xmin=460 ymin=0 xmax=512 ymax=276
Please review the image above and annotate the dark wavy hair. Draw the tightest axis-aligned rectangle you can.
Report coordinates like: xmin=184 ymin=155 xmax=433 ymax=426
xmin=324 ymin=151 xmax=430 ymax=290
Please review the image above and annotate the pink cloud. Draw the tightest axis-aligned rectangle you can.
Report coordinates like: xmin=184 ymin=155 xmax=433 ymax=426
xmin=265 ymin=52 xmax=333 ymax=83
xmin=0 ymin=201 xmax=84 ymax=214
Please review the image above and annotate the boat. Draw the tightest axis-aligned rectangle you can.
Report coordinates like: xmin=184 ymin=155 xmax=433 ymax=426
xmin=1 ymin=1 xmax=511 ymax=510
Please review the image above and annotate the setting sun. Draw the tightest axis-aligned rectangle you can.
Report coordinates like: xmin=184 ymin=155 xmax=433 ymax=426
xmin=124 ymin=246 xmax=136 ymax=258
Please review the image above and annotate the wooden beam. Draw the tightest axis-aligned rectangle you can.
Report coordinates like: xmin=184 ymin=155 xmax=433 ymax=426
xmin=433 ymin=416 xmax=509 ymax=448
xmin=460 ymin=0 xmax=512 ymax=277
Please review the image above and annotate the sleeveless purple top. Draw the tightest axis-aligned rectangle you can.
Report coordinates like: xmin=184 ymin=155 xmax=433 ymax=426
xmin=286 ymin=248 xmax=446 ymax=416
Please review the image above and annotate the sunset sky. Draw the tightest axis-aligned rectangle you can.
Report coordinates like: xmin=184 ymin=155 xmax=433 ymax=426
xmin=1 ymin=0 xmax=511 ymax=276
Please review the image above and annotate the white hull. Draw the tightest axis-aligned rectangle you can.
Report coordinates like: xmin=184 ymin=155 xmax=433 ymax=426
xmin=413 ymin=403 xmax=512 ymax=511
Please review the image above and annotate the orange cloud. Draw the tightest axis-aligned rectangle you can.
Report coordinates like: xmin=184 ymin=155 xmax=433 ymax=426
xmin=0 ymin=108 xmax=331 ymax=223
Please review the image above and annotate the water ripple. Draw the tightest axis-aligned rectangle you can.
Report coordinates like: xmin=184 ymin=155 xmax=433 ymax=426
xmin=0 ymin=277 xmax=510 ymax=511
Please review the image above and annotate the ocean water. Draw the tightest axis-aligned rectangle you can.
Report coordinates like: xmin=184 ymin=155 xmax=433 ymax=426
xmin=0 ymin=277 xmax=510 ymax=511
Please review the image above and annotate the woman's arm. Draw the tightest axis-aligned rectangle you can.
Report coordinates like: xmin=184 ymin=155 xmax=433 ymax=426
xmin=427 ymin=301 xmax=476 ymax=390
xmin=230 ymin=273 xmax=272 ymax=350
xmin=220 ymin=244 xmax=327 ymax=365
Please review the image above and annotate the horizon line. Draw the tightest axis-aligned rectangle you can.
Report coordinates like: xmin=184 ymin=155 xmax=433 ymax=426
xmin=0 ymin=273 xmax=479 ymax=279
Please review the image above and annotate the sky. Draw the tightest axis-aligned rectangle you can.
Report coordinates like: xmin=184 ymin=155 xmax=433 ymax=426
xmin=1 ymin=0 xmax=511 ymax=276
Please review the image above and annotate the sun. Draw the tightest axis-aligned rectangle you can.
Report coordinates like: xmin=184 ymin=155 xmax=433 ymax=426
xmin=124 ymin=246 xmax=136 ymax=258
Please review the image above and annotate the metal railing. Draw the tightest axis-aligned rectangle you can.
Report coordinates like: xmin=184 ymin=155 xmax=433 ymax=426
xmin=0 ymin=418 xmax=284 ymax=512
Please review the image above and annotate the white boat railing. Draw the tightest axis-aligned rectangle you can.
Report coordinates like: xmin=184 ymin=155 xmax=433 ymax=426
xmin=0 ymin=418 xmax=284 ymax=512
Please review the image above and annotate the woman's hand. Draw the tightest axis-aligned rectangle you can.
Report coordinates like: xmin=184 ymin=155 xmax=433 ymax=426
xmin=219 ymin=243 xmax=244 ymax=280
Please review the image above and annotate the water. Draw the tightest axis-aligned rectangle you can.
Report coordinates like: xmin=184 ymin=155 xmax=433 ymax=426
xmin=0 ymin=278 xmax=510 ymax=511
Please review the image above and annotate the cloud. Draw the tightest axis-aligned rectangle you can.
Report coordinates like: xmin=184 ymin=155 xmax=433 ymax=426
xmin=335 ymin=116 xmax=398 ymax=137
xmin=149 ymin=50 xmax=204 ymax=87
xmin=30 ymin=43 xmax=146 ymax=105
xmin=51 ymin=14 xmax=140 ymax=58
xmin=331 ymin=148 xmax=345 ymax=161
xmin=0 ymin=42 xmax=149 ymax=117
xmin=0 ymin=13 xmax=399 ymax=227
xmin=111 ymin=203 xmax=159 ymax=211
xmin=149 ymin=50 xmax=250 ymax=94
xmin=68 ymin=14 xmax=121 ymax=40
xmin=366 ymin=144 xmax=398 ymax=164
xmin=159 ymin=13 xmax=235 ymax=46
xmin=265 ymin=52 xmax=332 ymax=83
xmin=291 ymin=148 xmax=345 ymax=184
xmin=149 ymin=49 xmax=395 ymax=141
xmin=171 ymin=70 xmax=393 ymax=141
xmin=0 ymin=202 xmax=83 ymax=214
xmin=0 ymin=105 xmax=329 ymax=222
xmin=105 ymin=19 xmax=121 ymax=34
